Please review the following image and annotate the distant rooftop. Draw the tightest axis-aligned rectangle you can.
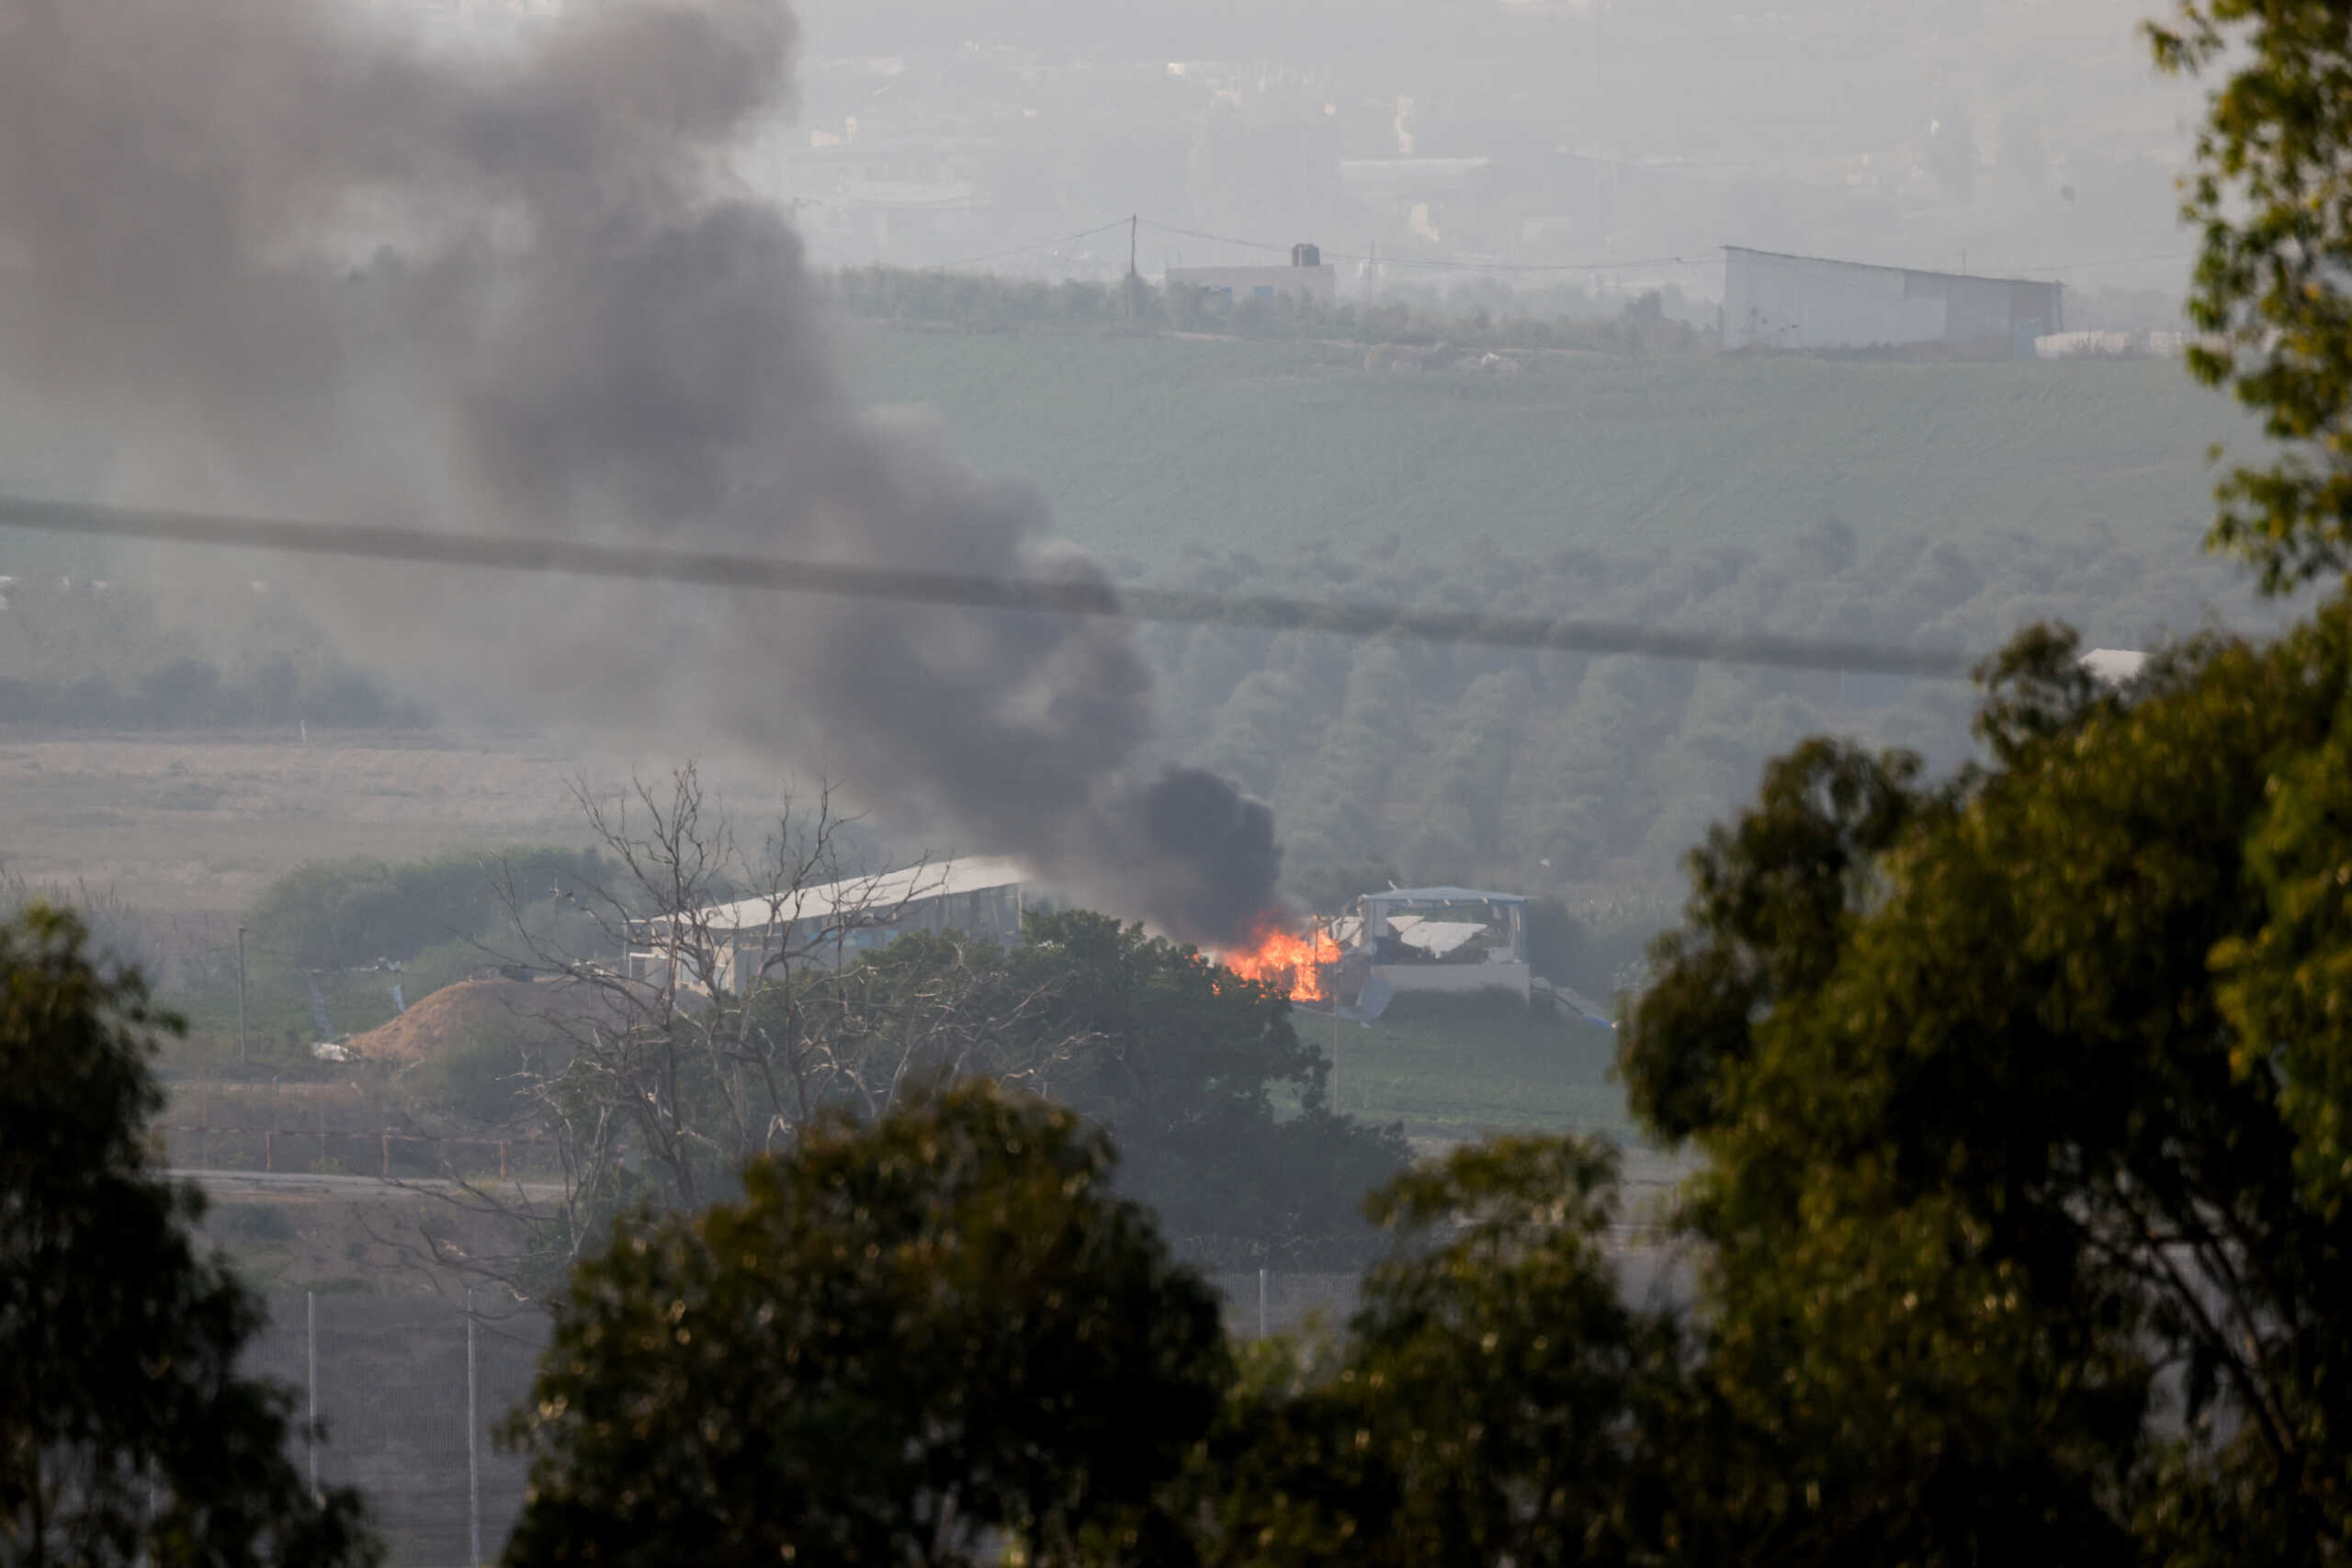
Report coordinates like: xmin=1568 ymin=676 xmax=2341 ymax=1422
xmin=671 ymin=854 xmax=1028 ymax=933
xmin=1362 ymin=886 xmax=1528 ymax=904
xmin=1724 ymin=243 xmax=2061 ymax=293
xmin=2080 ymin=648 xmax=2148 ymax=684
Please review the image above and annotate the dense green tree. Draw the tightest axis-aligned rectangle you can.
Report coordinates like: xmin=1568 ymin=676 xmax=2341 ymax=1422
xmin=2154 ymin=0 xmax=2352 ymax=591
xmin=846 ymin=913 xmax=1409 ymax=1266
xmin=0 ymin=908 xmax=375 ymax=1568
xmin=1622 ymin=614 xmax=2352 ymax=1562
xmin=247 ymin=848 xmax=608 ymax=972
xmin=1184 ymin=1136 xmax=1683 ymax=1568
xmin=501 ymin=1082 xmax=1229 ymax=1568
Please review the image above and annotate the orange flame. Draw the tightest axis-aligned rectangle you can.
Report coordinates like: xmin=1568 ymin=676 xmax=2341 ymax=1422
xmin=1217 ymin=920 xmax=1343 ymax=1002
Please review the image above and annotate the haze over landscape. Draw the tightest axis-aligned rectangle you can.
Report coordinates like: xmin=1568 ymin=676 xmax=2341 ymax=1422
xmin=0 ymin=0 xmax=2270 ymax=1167
xmin=17 ymin=0 xmax=2352 ymax=1559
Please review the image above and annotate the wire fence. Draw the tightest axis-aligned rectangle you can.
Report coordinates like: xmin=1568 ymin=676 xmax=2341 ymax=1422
xmin=245 ymin=1292 xmax=549 ymax=1568
xmin=164 ymin=1123 xmax=554 ymax=1179
xmin=243 ymin=1275 xmax=1360 ymax=1566
xmin=161 ymin=1083 xmax=563 ymax=1181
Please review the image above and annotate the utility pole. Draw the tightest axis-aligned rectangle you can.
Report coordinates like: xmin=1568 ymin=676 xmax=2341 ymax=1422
xmin=236 ymin=924 xmax=248 ymax=1066
xmin=1327 ymin=916 xmax=1342 ymax=1111
xmin=1329 ymin=918 xmax=1342 ymax=1111
xmin=466 ymin=1290 xmax=482 ymax=1568
xmin=1127 ymin=214 xmax=1138 ymax=321
xmin=305 ymin=1292 xmax=319 ymax=1498
xmin=1332 ymin=1000 xmax=1342 ymax=1110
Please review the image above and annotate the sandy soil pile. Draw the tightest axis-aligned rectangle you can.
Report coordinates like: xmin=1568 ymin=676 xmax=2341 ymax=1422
xmin=345 ymin=977 xmax=621 ymax=1066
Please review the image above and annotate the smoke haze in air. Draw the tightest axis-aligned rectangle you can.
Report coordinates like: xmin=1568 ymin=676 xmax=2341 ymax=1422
xmin=0 ymin=0 xmax=1280 ymax=943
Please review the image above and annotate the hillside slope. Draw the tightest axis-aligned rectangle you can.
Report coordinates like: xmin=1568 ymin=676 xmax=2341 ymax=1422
xmin=842 ymin=327 xmax=2247 ymax=569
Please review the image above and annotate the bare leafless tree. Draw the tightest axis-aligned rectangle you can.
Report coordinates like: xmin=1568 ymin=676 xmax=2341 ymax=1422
xmin=389 ymin=763 xmax=1084 ymax=1299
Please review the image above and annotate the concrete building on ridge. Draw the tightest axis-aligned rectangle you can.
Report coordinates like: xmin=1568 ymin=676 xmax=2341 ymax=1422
xmin=1167 ymin=243 xmax=1338 ymax=310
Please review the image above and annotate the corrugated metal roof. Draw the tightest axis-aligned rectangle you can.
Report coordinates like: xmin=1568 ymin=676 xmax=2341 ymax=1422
xmin=1724 ymin=243 xmax=2061 ymax=294
xmin=667 ymin=854 xmax=1028 ymax=934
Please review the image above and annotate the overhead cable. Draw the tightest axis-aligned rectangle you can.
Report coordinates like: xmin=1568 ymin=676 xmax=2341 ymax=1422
xmin=921 ymin=218 xmax=1134 ymax=272
xmin=0 ymin=493 xmax=1973 ymax=679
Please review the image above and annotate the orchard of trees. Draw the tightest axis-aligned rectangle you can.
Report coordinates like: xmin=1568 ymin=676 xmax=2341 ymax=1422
xmin=0 ymin=574 xmax=421 ymax=731
xmin=1146 ymin=516 xmax=2267 ymax=931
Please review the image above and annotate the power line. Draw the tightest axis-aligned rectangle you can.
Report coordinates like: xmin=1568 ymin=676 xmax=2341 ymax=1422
xmin=920 ymin=219 xmax=1133 ymax=272
xmin=0 ymin=492 xmax=1973 ymax=679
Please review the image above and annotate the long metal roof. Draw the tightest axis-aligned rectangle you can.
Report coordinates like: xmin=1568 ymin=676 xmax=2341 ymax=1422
xmin=666 ymin=854 xmax=1028 ymax=934
xmin=1724 ymin=243 xmax=2061 ymax=295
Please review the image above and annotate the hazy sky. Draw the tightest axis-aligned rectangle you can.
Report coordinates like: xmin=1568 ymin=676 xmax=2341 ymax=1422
xmin=751 ymin=0 xmax=2204 ymax=296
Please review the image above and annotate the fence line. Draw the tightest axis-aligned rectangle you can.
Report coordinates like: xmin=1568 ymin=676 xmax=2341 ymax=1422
xmin=255 ymin=1274 xmax=1359 ymax=1566
xmin=245 ymin=1261 xmax=1681 ymax=1566
xmin=159 ymin=1124 xmax=556 ymax=1179
xmin=249 ymin=1291 xmax=548 ymax=1568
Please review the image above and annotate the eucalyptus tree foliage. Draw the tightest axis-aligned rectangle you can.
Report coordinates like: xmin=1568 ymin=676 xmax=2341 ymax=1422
xmin=1623 ymin=615 xmax=2352 ymax=1563
xmin=2154 ymin=0 xmax=2352 ymax=591
xmin=502 ymin=1082 xmax=1228 ymax=1568
xmin=1182 ymin=1136 xmax=1685 ymax=1568
xmin=0 ymin=908 xmax=375 ymax=1568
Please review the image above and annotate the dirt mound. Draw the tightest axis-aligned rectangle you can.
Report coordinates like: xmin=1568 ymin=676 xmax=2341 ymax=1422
xmin=345 ymin=977 xmax=620 ymax=1066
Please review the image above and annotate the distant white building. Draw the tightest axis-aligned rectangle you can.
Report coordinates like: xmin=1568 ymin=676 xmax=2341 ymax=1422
xmin=1723 ymin=245 xmax=2064 ymax=359
xmin=1340 ymin=886 xmax=1532 ymax=1002
xmin=2080 ymin=648 xmax=2148 ymax=685
xmin=1167 ymin=243 xmax=1337 ymax=310
xmin=629 ymin=856 xmax=1033 ymax=994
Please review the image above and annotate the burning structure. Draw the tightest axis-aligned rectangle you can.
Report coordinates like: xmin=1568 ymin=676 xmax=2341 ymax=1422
xmin=1216 ymin=920 xmax=1344 ymax=1002
xmin=1213 ymin=886 xmax=1533 ymax=1012
xmin=1338 ymin=886 xmax=1532 ymax=1001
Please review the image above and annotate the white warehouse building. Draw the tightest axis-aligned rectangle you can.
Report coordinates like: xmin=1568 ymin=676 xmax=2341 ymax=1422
xmin=1723 ymin=245 xmax=2064 ymax=359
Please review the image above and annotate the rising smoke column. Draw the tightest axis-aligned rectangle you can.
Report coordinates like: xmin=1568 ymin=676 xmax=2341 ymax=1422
xmin=0 ymin=0 xmax=1281 ymax=942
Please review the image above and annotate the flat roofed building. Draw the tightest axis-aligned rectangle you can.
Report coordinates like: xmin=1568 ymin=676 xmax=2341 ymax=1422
xmin=1167 ymin=243 xmax=1337 ymax=310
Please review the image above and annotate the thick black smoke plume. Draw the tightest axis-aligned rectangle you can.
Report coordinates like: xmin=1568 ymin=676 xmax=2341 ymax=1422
xmin=0 ymin=0 xmax=1281 ymax=942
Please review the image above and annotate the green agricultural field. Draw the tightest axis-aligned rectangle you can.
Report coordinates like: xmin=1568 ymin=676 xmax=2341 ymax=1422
xmin=842 ymin=325 xmax=2246 ymax=570
xmin=1310 ymin=990 xmax=1631 ymax=1140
